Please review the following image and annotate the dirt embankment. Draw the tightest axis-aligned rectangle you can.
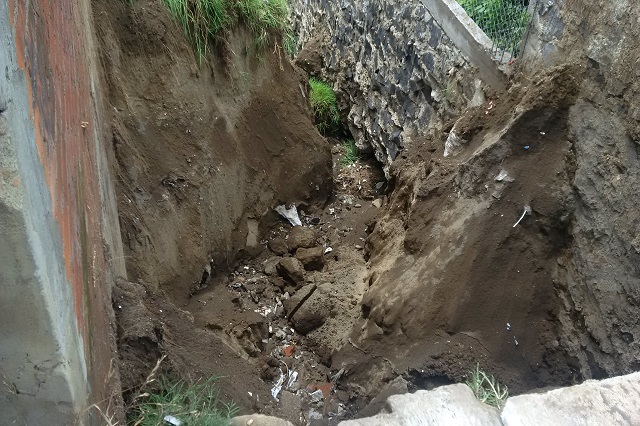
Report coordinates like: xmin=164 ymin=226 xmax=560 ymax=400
xmin=93 ymin=0 xmax=332 ymax=302
xmin=93 ymin=0 xmax=640 ymax=423
xmin=328 ymin=67 xmax=584 ymax=407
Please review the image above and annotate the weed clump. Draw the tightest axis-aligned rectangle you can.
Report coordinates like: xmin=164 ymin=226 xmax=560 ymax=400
xmin=236 ymin=0 xmax=290 ymax=49
xmin=309 ymin=78 xmax=340 ymax=134
xmin=341 ymin=139 xmax=359 ymax=166
xmin=158 ymin=0 xmax=291 ymax=62
xmin=129 ymin=375 xmax=238 ymax=426
xmin=465 ymin=363 xmax=509 ymax=408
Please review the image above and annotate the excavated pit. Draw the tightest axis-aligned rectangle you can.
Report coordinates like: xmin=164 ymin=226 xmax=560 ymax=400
xmin=97 ymin=1 xmax=640 ymax=424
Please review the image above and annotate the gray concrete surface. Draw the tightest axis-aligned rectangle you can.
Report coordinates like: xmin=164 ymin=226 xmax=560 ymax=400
xmin=501 ymin=372 xmax=640 ymax=425
xmin=0 ymin=1 xmax=124 ymax=424
xmin=340 ymin=384 xmax=502 ymax=426
xmin=419 ymin=0 xmax=507 ymax=90
xmin=0 ymin=6 xmax=87 ymax=426
xmin=231 ymin=414 xmax=295 ymax=426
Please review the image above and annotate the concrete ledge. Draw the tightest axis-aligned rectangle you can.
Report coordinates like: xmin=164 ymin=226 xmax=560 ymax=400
xmin=501 ymin=372 xmax=640 ymax=425
xmin=420 ymin=0 xmax=507 ymax=90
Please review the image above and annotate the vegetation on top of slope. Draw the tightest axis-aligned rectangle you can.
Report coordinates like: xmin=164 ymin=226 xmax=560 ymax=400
xmin=309 ymin=78 xmax=340 ymax=135
xmin=158 ymin=0 xmax=292 ymax=62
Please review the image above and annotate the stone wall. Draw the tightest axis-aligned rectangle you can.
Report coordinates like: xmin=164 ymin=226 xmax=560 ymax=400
xmin=0 ymin=0 xmax=124 ymax=423
xmin=291 ymin=0 xmax=488 ymax=172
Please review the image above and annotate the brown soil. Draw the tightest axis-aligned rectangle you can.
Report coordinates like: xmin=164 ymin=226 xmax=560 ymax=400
xmin=93 ymin=0 xmax=637 ymax=424
xmin=331 ymin=66 xmax=584 ymax=411
xmin=93 ymin=0 xmax=332 ymax=302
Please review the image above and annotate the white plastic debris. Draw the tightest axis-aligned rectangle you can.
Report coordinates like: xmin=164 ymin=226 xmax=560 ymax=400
xmin=275 ymin=204 xmax=302 ymax=227
xmin=309 ymin=389 xmax=324 ymax=402
xmin=506 ymin=322 xmax=511 ymax=331
xmin=324 ymin=247 xmax=333 ymax=254
xmin=513 ymin=205 xmax=532 ymax=228
xmin=495 ymin=169 xmax=515 ymax=182
xmin=271 ymin=370 xmax=285 ymax=400
xmin=444 ymin=132 xmax=463 ymax=157
xmin=164 ymin=415 xmax=183 ymax=426
xmin=287 ymin=371 xmax=298 ymax=389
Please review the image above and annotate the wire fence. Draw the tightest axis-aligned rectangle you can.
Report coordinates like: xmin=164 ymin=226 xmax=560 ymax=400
xmin=457 ymin=0 xmax=538 ymax=62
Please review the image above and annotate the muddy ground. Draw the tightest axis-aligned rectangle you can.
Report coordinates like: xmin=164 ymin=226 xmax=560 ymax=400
xmin=95 ymin=0 xmax=639 ymax=424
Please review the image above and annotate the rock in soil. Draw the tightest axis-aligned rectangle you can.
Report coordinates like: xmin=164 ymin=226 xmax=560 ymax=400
xmin=268 ymin=238 xmax=289 ymax=255
xmin=287 ymin=227 xmax=318 ymax=252
xmin=283 ymin=283 xmax=317 ymax=318
xmin=295 ymin=246 xmax=325 ymax=271
xmin=291 ymin=286 xmax=332 ymax=335
xmin=277 ymin=257 xmax=306 ymax=288
xmin=263 ymin=256 xmax=282 ymax=276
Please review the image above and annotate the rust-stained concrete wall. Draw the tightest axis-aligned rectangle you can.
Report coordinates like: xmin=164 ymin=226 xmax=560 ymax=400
xmin=0 ymin=0 xmax=125 ymax=424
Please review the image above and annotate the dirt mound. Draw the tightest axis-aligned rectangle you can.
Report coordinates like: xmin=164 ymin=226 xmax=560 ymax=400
xmin=329 ymin=66 xmax=584 ymax=409
xmin=93 ymin=0 xmax=332 ymax=302
xmin=113 ymin=278 xmax=277 ymax=414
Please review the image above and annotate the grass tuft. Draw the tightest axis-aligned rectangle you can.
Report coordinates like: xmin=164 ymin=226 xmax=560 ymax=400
xmin=465 ymin=363 xmax=509 ymax=408
xmin=309 ymin=78 xmax=340 ymax=134
xmin=129 ymin=375 xmax=238 ymax=426
xmin=283 ymin=30 xmax=297 ymax=57
xmin=236 ymin=0 xmax=289 ymax=49
xmin=160 ymin=0 xmax=291 ymax=62
xmin=341 ymin=139 xmax=359 ymax=166
xmin=161 ymin=0 xmax=232 ymax=63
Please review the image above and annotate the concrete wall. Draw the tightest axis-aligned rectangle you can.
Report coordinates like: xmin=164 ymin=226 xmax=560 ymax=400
xmin=0 ymin=0 xmax=125 ymax=424
xmin=290 ymin=0 xmax=504 ymax=171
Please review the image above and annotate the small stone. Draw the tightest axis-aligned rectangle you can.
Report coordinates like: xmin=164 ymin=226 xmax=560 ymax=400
xmin=355 ymin=244 xmax=363 ymax=250
xmin=287 ymin=227 xmax=317 ymax=252
xmin=283 ymin=284 xmax=317 ymax=318
xmin=295 ymin=246 xmax=325 ymax=271
xmin=263 ymin=256 xmax=282 ymax=276
xmin=354 ymin=203 xmax=362 ymax=208
xmin=372 ymin=199 xmax=383 ymax=208
xmin=291 ymin=286 xmax=331 ymax=335
xmin=276 ymin=257 xmax=306 ymax=288
xmin=268 ymin=238 xmax=288 ymax=255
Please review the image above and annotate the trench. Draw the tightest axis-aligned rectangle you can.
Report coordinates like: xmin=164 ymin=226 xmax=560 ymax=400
xmin=99 ymin=0 xmax=637 ymax=424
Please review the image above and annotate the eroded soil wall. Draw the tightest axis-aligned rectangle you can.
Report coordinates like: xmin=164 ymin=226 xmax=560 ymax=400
xmin=93 ymin=0 xmax=333 ymax=300
xmin=521 ymin=0 xmax=640 ymax=378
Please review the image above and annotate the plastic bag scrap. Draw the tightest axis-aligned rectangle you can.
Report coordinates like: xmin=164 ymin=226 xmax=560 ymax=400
xmin=444 ymin=132 xmax=466 ymax=157
xmin=271 ymin=369 xmax=285 ymax=401
xmin=275 ymin=204 xmax=302 ymax=227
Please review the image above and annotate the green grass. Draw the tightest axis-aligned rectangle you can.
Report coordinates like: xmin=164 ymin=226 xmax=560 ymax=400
xmin=129 ymin=376 xmax=238 ymax=426
xmin=309 ymin=78 xmax=340 ymax=134
xmin=236 ymin=0 xmax=290 ymax=49
xmin=465 ymin=363 xmax=509 ymax=408
xmin=457 ymin=0 xmax=529 ymax=54
xmin=161 ymin=0 xmax=233 ymax=62
xmin=341 ymin=139 xmax=359 ymax=166
xmin=158 ymin=0 xmax=291 ymax=62
xmin=283 ymin=30 xmax=297 ymax=57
